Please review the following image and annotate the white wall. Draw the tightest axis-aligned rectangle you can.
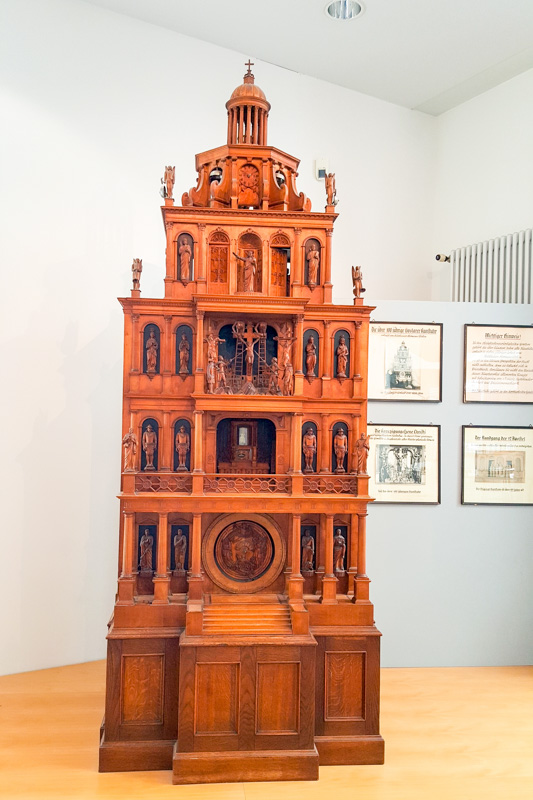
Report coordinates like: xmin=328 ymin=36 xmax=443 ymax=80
xmin=431 ymin=68 xmax=533 ymax=298
xmin=0 ymin=0 xmax=530 ymax=675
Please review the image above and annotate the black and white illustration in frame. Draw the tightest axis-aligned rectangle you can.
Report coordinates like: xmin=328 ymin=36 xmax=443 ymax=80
xmin=462 ymin=425 xmax=533 ymax=505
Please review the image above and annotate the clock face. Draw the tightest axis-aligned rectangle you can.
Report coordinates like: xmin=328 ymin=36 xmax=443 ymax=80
xmin=215 ymin=520 xmax=273 ymax=582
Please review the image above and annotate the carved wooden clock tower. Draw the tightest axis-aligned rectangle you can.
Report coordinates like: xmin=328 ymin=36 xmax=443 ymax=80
xmin=99 ymin=63 xmax=384 ymax=784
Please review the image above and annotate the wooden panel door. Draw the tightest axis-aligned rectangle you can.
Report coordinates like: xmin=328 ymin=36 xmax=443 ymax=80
xmin=271 ymin=249 xmax=288 ymax=296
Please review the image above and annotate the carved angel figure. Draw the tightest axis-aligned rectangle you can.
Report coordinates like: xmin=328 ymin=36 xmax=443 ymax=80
xmin=131 ymin=258 xmax=142 ymax=290
xmin=325 ymin=172 xmax=336 ymax=205
xmin=351 ymin=265 xmax=365 ymax=299
xmin=161 ymin=165 xmax=175 ymax=199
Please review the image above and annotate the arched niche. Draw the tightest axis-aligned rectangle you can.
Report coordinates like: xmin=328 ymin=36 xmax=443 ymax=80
xmin=270 ymin=232 xmax=291 ymax=297
xmin=301 ymin=421 xmax=318 ymax=473
xmin=170 ymin=523 xmax=189 ymax=572
xmin=177 ymin=233 xmax=194 ymax=282
xmin=173 ymin=418 xmax=192 ymax=472
xmin=303 ymin=329 xmax=319 ymax=378
xmin=218 ymin=323 xmax=277 ymax=392
xmin=237 ymin=231 xmax=262 ymax=292
xmin=175 ymin=325 xmax=193 ymax=375
xmin=333 ymin=329 xmax=350 ymax=378
xmin=333 ymin=522 xmax=348 ymax=572
xmin=142 ymin=325 xmax=160 ymax=375
xmin=137 ymin=523 xmax=157 ymax=573
xmin=301 ymin=522 xmax=317 ymax=573
xmin=141 ymin=418 xmax=159 ymax=471
xmin=304 ymin=238 xmax=321 ymax=288
xmin=208 ymin=230 xmax=229 ymax=291
xmin=216 ymin=418 xmax=276 ymax=474
xmin=331 ymin=421 xmax=349 ymax=474
xmin=237 ymin=163 xmax=260 ymax=208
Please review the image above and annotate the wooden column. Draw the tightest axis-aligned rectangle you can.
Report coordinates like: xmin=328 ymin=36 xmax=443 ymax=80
xmin=323 ymin=229 xmax=333 ymax=302
xmin=131 ymin=314 xmax=140 ymax=374
xmin=292 ymin=228 xmax=302 ymax=289
xmin=153 ymin=512 xmax=170 ymax=605
xmin=117 ymin=511 xmax=135 ymax=604
xmin=353 ymin=321 xmax=362 ymax=380
xmin=164 ymin=222 xmax=175 ymax=282
xmin=196 ymin=223 xmax=206 ymax=286
xmin=294 ymin=314 xmax=304 ymax=395
xmin=289 ymin=413 xmax=303 ymax=473
xmin=288 ymin=514 xmax=303 ymax=602
xmin=193 ymin=410 xmax=204 ymax=473
xmin=320 ymin=414 xmax=330 ymax=473
xmin=187 ymin=513 xmax=203 ymax=601
xmin=160 ymin=411 xmax=170 ymax=471
xmin=354 ymin=511 xmax=370 ymax=603
xmin=162 ymin=316 xmax=172 ymax=376
xmin=347 ymin=512 xmax=359 ymax=598
xmin=322 ymin=320 xmax=332 ymax=378
xmin=194 ymin=311 xmax=204 ymax=393
xmin=320 ymin=514 xmax=337 ymax=603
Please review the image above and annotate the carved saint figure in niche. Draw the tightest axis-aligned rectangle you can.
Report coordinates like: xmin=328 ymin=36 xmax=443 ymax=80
xmin=268 ymin=357 xmax=280 ymax=395
xmin=355 ymin=432 xmax=370 ymax=475
xmin=238 ymin=164 xmax=260 ymax=207
xmin=131 ymin=258 xmax=142 ymax=290
xmin=301 ymin=529 xmax=315 ymax=572
xmin=178 ymin=237 xmax=192 ymax=282
xmin=302 ymin=427 xmax=317 ymax=473
xmin=175 ymin=425 xmax=190 ymax=471
xmin=305 ymin=336 xmax=317 ymax=377
xmin=233 ymin=250 xmax=257 ymax=292
xmin=283 ymin=360 xmax=294 ymax=396
xmin=173 ymin=528 xmax=187 ymax=572
xmin=351 ymin=265 xmax=365 ymax=300
xmin=306 ymin=243 xmax=320 ymax=287
xmin=139 ymin=529 xmax=154 ymax=572
xmin=145 ymin=328 xmax=158 ymax=374
xmin=122 ymin=427 xmax=137 ymax=472
xmin=178 ymin=333 xmax=190 ymax=374
xmin=336 ymin=335 xmax=349 ymax=378
xmin=333 ymin=529 xmax=346 ymax=572
xmin=206 ymin=358 xmax=216 ymax=394
xmin=161 ymin=165 xmax=175 ymax=199
xmin=142 ymin=424 xmax=157 ymax=470
xmin=333 ymin=428 xmax=348 ymax=473
xmin=325 ymin=172 xmax=336 ymax=206
xmin=216 ymin=357 xmax=230 ymax=391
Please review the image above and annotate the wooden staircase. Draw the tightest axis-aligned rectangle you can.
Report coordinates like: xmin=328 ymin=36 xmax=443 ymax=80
xmin=202 ymin=596 xmax=292 ymax=635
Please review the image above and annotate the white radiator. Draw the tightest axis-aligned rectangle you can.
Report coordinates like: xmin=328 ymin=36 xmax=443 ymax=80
xmin=450 ymin=229 xmax=532 ymax=304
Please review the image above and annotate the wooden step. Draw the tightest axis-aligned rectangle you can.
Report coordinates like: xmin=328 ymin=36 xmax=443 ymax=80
xmin=202 ymin=603 xmax=292 ymax=635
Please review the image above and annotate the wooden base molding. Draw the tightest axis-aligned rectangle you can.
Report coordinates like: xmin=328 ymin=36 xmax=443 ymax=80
xmin=172 ymin=746 xmax=320 ymax=784
xmin=315 ymin=735 xmax=385 ymax=765
xmin=98 ymin=734 xmax=175 ymax=772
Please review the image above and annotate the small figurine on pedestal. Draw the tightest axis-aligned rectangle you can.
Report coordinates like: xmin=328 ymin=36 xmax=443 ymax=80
xmin=173 ymin=529 xmax=187 ymax=572
xmin=325 ymin=172 xmax=337 ymax=206
xmin=233 ymin=250 xmax=257 ymax=292
xmin=178 ymin=333 xmax=190 ymax=375
xmin=336 ymin=335 xmax=349 ymax=378
xmin=142 ymin=424 xmax=157 ymax=471
xmin=333 ymin=529 xmax=346 ymax=572
xmin=282 ymin=360 xmax=294 ymax=396
xmin=175 ymin=425 xmax=190 ymax=471
xmin=306 ymin=243 xmax=320 ymax=288
xmin=161 ymin=165 xmax=175 ymax=201
xmin=301 ymin=529 xmax=315 ymax=573
xmin=206 ymin=358 xmax=216 ymax=394
xmin=355 ymin=432 xmax=370 ymax=475
xmin=131 ymin=258 xmax=142 ymax=291
xmin=178 ymin=237 xmax=192 ymax=282
xmin=333 ymin=428 xmax=348 ymax=473
xmin=122 ymin=427 xmax=137 ymax=472
xmin=305 ymin=336 xmax=317 ymax=378
xmin=351 ymin=265 xmax=366 ymax=302
xmin=139 ymin=529 xmax=154 ymax=572
xmin=302 ymin=427 xmax=317 ymax=473
xmin=146 ymin=328 xmax=158 ymax=376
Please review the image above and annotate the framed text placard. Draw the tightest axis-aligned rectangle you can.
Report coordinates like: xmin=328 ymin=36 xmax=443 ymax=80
xmin=464 ymin=324 xmax=533 ymax=403
xmin=368 ymin=321 xmax=442 ymax=401
xmin=462 ymin=426 xmax=533 ymax=505
xmin=368 ymin=424 xmax=441 ymax=504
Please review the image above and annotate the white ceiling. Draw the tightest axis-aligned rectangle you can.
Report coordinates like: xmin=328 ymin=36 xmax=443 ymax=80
xmin=82 ymin=0 xmax=533 ymax=115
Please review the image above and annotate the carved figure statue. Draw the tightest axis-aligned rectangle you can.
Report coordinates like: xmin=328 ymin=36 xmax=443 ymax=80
xmin=216 ymin=357 xmax=229 ymax=391
xmin=268 ymin=357 xmax=280 ymax=395
xmin=282 ymin=360 xmax=294 ymax=396
xmin=179 ymin=237 xmax=192 ymax=281
xmin=145 ymin=328 xmax=158 ymax=373
xmin=131 ymin=258 xmax=142 ymax=290
xmin=161 ymin=165 xmax=175 ymax=199
xmin=351 ymin=265 xmax=365 ymax=300
xmin=139 ymin=529 xmax=154 ymax=572
xmin=204 ymin=332 xmax=224 ymax=364
xmin=178 ymin=333 xmax=190 ymax=374
xmin=301 ymin=529 xmax=315 ymax=572
xmin=142 ymin=424 xmax=157 ymax=470
xmin=305 ymin=336 xmax=317 ymax=377
xmin=336 ymin=335 xmax=349 ymax=378
xmin=325 ymin=172 xmax=336 ymax=206
xmin=175 ymin=425 xmax=190 ymax=471
xmin=274 ymin=322 xmax=297 ymax=371
xmin=173 ymin=528 xmax=187 ymax=571
xmin=306 ymin=243 xmax=320 ymax=287
xmin=233 ymin=250 xmax=257 ymax=292
xmin=333 ymin=529 xmax=346 ymax=572
xmin=206 ymin=358 xmax=216 ymax=394
xmin=122 ymin=427 xmax=137 ymax=472
xmin=302 ymin=427 xmax=317 ymax=472
xmin=333 ymin=428 xmax=348 ymax=473
xmin=355 ymin=432 xmax=370 ymax=475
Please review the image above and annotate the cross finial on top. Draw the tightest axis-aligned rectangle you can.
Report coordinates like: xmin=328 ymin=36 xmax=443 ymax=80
xmin=244 ymin=59 xmax=254 ymax=76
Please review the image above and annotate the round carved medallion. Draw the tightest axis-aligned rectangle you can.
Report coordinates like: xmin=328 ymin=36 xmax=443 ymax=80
xmin=215 ymin=520 xmax=273 ymax=582
xmin=202 ymin=513 xmax=286 ymax=594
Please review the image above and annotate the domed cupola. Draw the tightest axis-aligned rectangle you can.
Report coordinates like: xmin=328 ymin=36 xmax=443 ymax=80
xmin=226 ymin=61 xmax=271 ymax=145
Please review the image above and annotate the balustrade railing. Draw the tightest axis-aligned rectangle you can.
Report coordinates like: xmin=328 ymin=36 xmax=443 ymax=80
xmin=132 ymin=472 xmax=358 ymax=495
xmin=203 ymin=474 xmax=291 ymax=494
xmin=135 ymin=474 xmax=193 ymax=493
xmin=303 ymin=475 xmax=358 ymax=494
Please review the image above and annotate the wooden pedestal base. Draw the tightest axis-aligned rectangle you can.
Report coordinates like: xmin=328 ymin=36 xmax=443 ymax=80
xmin=173 ymin=745 xmax=319 ymax=784
xmin=315 ymin=734 xmax=385 ymax=765
xmin=99 ymin=732 xmax=174 ymax=772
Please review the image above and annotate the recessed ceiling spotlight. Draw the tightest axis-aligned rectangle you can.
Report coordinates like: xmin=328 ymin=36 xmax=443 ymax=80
xmin=325 ymin=0 xmax=365 ymax=20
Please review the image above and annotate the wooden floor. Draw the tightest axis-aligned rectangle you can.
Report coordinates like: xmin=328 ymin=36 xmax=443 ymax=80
xmin=1 ymin=661 xmax=532 ymax=799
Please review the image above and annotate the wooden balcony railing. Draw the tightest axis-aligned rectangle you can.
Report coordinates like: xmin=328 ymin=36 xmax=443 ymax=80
xmin=132 ymin=473 xmax=358 ymax=495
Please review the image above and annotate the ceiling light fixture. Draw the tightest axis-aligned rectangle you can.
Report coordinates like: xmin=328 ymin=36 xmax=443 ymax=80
xmin=325 ymin=0 xmax=364 ymax=20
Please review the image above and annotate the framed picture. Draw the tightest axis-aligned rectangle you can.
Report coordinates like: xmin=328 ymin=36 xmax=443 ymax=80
xmin=462 ymin=426 xmax=533 ymax=505
xmin=464 ymin=324 xmax=533 ymax=403
xmin=367 ymin=424 xmax=441 ymax=504
xmin=368 ymin=321 xmax=442 ymax=401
